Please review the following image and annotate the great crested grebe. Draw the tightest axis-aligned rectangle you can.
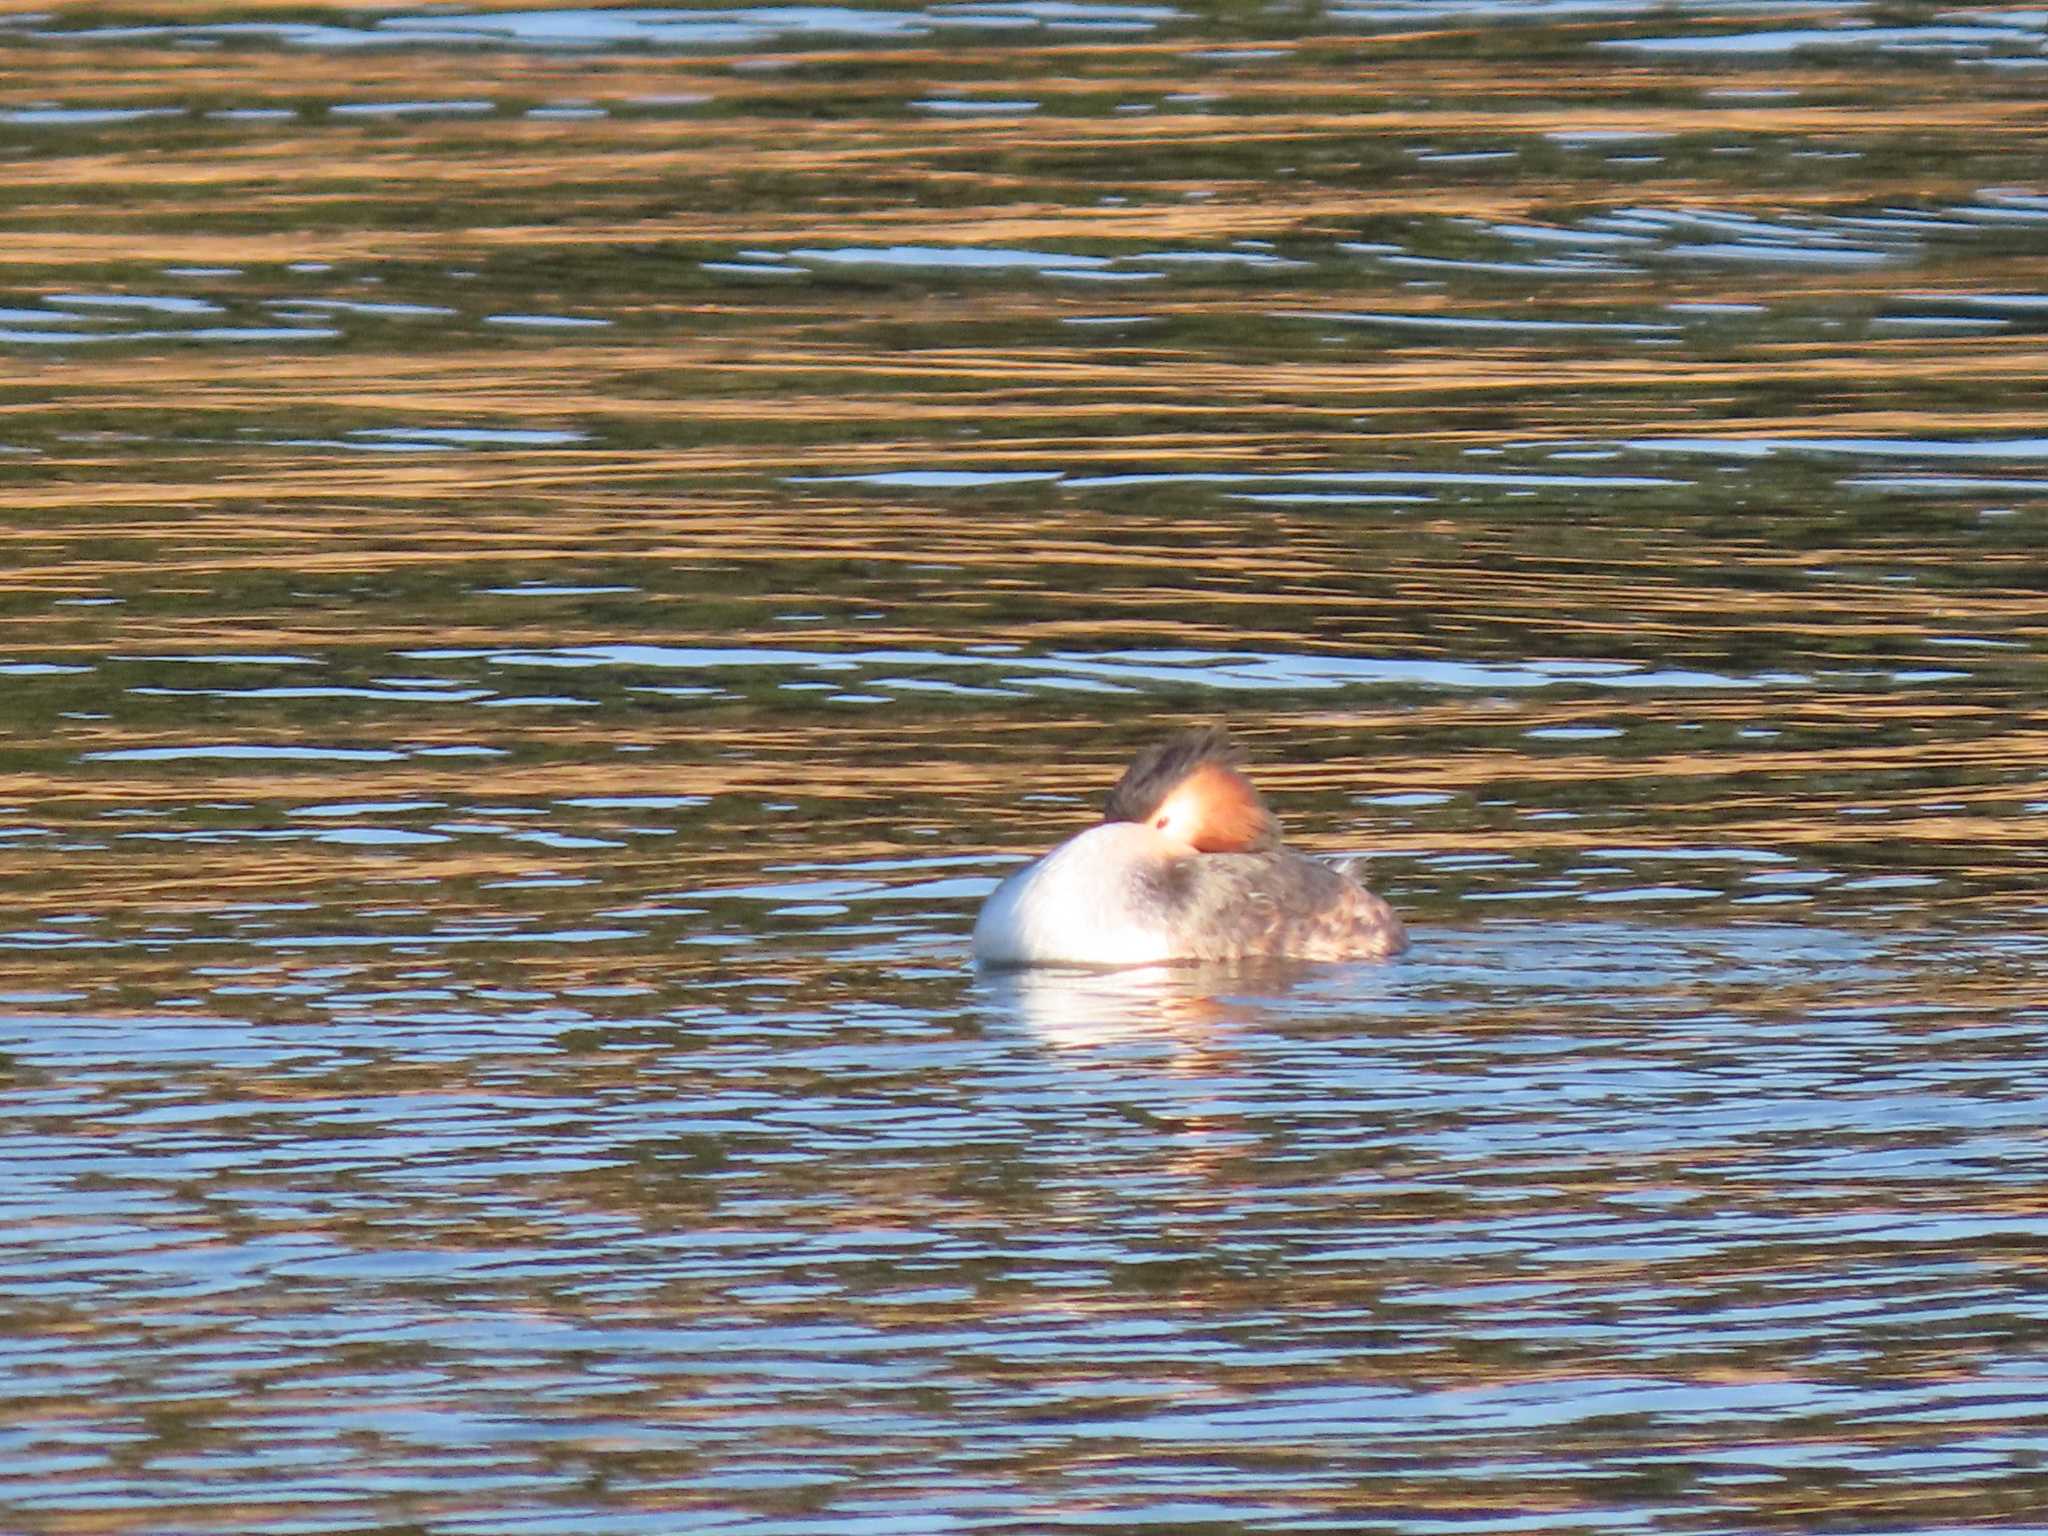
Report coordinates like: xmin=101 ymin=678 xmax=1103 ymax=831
xmin=973 ymin=728 xmax=1407 ymax=967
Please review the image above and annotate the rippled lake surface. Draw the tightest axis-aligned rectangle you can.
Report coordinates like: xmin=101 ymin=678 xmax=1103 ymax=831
xmin=6 ymin=2 xmax=2048 ymax=1530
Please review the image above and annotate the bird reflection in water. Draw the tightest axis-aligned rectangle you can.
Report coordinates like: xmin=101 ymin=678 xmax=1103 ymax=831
xmin=978 ymin=957 xmax=1359 ymax=1055
xmin=976 ymin=959 xmax=1406 ymax=1198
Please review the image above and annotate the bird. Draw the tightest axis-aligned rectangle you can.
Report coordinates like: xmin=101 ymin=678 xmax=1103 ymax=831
xmin=973 ymin=727 xmax=1407 ymax=967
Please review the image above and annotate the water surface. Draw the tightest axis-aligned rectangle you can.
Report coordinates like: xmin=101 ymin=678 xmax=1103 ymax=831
xmin=4 ymin=1 xmax=2048 ymax=1530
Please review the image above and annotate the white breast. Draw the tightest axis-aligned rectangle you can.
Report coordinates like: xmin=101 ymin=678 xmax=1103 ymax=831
xmin=972 ymin=823 xmax=1177 ymax=968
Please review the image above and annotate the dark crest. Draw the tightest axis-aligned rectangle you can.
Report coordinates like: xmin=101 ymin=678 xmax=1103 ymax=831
xmin=1105 ymin=724 xmax=1277 ymax=843
xmin=1105 ymin=727 xmax=1242 ymax=823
